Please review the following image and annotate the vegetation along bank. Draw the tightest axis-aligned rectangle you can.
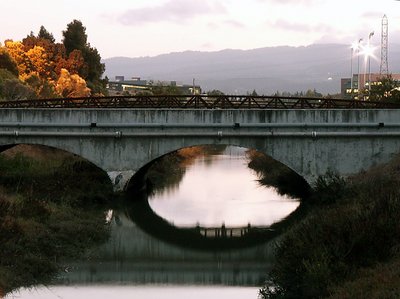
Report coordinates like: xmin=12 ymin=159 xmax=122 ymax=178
xmin=260 ymin=155 xmax=400 ymax=298
xmin=0 ymin=145 xmax=113 ymax=296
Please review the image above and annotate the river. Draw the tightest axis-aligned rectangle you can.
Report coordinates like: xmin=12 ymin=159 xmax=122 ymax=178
xmin=5 ymin=146 xmax=300 ymax=299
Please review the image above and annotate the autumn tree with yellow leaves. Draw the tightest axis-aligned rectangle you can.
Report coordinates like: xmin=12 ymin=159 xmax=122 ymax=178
xmin=55 ymin=68 xmax=90 ymax=97
xmin=0 ymin=21 xmax=106 ymax=100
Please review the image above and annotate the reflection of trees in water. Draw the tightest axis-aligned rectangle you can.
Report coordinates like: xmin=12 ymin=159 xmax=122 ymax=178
xmin=245 ymin=149 xmax=311 ymax=200
xmin=146 ymin=145 xmax=227 ymax=193
xmin=147 ymin=145 xmax=309 ymax=200
xmin=0 ymin=145 xmax=112 ymax=296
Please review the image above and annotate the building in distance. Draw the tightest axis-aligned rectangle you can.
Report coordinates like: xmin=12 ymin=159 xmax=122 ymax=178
xmin=341 ymin=73 xmax=400 ymax=99
xmin=107 ymin=76 xmax=202 ymax=95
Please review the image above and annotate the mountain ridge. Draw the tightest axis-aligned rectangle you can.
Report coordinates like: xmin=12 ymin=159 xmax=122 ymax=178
xmin=103 ymin=43 xmax=400 ymax=95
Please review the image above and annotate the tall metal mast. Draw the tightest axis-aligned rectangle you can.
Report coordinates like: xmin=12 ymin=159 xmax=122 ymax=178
xmin=380 ymin=14 xmax=389 ymax=75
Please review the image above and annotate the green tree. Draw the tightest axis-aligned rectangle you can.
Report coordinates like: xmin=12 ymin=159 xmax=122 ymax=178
xmin=305 ymin=88 xmax=323 ymax=98
xmin=23 ymin=73 xmax=56 ymax=98
xmin=62 ymin=20 xmax=87 ymax=55
xmin=62 ymin=20 xmax=106 ymax=94
xmin=37 ymin=25 xmax=55 ymax=43
xmin=0 ymin=69 xmax=35 ymax=100
xmin=368 ymin=75 xmax=400 ymax=102
xmin=82 ymin=45 xmax=106 ymax=94
xmin=250 ymin=89 xmax=258 ymax=96
xmin=149 ymin=81 xmax=183 ymax=95
xmin=0 ymin=48 xmax=19 ymax=77
xmin=207 ymin=89 xmax=225 ymax=96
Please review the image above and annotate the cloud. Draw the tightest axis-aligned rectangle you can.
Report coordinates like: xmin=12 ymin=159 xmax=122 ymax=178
xmin=207 ymin=22 xmax=219 ymax=30
xmin=200 ymin=42 xmax=214 ymax=49
xmin=257 ymin=0 xmax=315 ymax=4
xmin=271 ymin=19 xmax=333 ymax=33
xmin=223 ymin=20 xmax=245 ymax=28
xmin=117 ymin=0 xmax=227 ymax=25
xmin=207 ymin=19 xmax=245 ymax=31
xmin=361 ymin=11 xmax=386 ymax=19
xmin=314 ymin=34 xmax=353 ymax=45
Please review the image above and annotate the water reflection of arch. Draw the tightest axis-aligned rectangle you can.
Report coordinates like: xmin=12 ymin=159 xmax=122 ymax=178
xmin=125 ymin=192 xmax=306 ymax=251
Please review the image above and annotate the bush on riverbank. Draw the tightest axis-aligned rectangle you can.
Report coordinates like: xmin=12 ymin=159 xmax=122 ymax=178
xmin=0 ymin=146 xmax=113 ymax=295
xmin=327 ymin=256 xmax=400 ymax=299
xmin=0 ymin=146 xmax=113 ymax=205
xmin=260 ymin=156 xmax=400 ymax=299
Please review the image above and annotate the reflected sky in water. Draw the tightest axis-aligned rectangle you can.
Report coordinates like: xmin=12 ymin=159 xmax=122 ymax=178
xmin=149 ymin=146 xmax=300 ymax=227
xmin=5 ymin=285 xmax=259 ymax=299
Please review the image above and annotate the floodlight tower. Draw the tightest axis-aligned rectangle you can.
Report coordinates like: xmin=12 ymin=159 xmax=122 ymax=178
xmin=380 ymin=14 xmax=389 ymax=75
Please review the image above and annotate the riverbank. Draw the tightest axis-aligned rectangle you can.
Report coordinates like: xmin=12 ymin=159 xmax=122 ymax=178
xmin=260 ymin=155 xmax=400 ymax=298
xmin=0 ymin=145 xmax=113 ymax=296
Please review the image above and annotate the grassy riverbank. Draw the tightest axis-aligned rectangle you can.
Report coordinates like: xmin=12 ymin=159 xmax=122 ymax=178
xmin=260 ymin=156 xmax=400 ymax=298
xmin=0 ymin=145 xmax=113 ymax=296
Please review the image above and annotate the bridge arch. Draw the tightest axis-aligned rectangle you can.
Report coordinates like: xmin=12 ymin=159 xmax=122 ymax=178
xmin=123 ymin=143 xmax=308 ymax=250
xmin=124 ymin=142 xmax=309 ymax=195
xmin=0 ymin=143 xmax=114 ymax=191
xmin=1 ymin=108 xmax=400 ymax=192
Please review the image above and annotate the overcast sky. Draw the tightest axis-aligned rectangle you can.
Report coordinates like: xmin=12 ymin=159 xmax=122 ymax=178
xmin=1 ymin=0 xmax=400 ymax=58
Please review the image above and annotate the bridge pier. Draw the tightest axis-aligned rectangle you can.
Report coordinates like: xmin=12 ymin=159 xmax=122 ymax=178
xmin=107 ymin=170 xmax=135 ymax=192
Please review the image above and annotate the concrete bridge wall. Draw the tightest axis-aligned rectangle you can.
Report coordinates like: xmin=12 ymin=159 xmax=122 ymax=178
xmin=0 ymin=108 xmax=400 ymax=188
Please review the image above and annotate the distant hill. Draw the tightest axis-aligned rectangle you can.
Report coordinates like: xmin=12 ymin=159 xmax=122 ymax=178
xmin=103 ymin=43 xmax=400 ymax=95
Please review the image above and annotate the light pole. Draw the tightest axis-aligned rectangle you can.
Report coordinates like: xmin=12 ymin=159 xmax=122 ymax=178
xmin=350 ymin=44 xmax=354 ymax=97
xmin=368 ymin=31 xmax=374 ymax=95
xmin=350 ymin=39 xmax=362 ymax=98
xmin=357 ymin=38 xmax=363 ymax=98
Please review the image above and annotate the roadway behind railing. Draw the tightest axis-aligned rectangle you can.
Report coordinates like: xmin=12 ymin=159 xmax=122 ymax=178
xmin=1 ymin=95 xmax=400 ymax=109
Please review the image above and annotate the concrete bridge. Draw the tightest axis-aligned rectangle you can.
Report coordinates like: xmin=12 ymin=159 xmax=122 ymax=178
xmin=1 ymin=105 xmax=400 ymax=190
xmin=0 ymin=109 xmax=400 ymax=188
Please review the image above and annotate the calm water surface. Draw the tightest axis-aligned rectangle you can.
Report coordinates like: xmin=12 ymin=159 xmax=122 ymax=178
xmin=6 ymin=146 xmax=300 ymax=299
xmin=6 ymin=286 xmax=259 ymax=299
xmin=149 ymin=146 xmax=300 ymax=227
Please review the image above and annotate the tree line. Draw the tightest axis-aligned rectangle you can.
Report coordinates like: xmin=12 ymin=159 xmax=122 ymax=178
xmin=367 ymin=75 xmax=400 ymax=102
xmin=0 ymin=20 xmax=106 ymax=100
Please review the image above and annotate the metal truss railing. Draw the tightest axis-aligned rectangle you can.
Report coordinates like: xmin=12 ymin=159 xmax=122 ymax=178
xmin=0 ymin=95 xmax=399 ymax=109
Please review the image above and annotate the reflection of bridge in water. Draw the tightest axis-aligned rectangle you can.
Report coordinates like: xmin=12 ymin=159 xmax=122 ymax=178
xmin=125 ymin=192 xmax=301 ymax=250
xmin=199 ymin=224 xmax=271 ymax=238
xmin=59 ymin=212 xmax=274 ymax=286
